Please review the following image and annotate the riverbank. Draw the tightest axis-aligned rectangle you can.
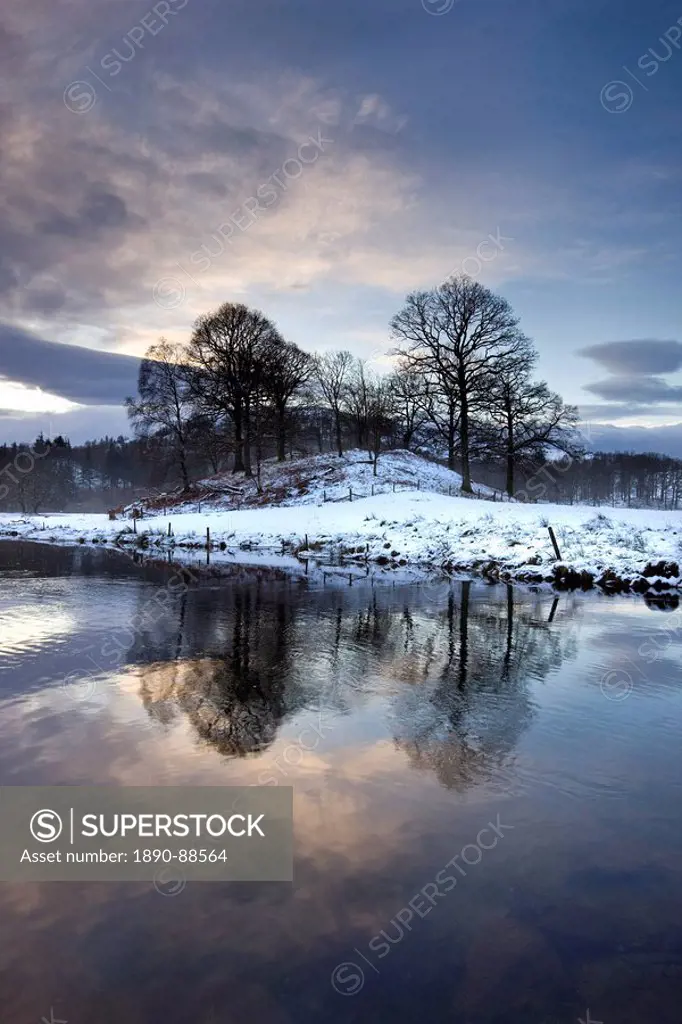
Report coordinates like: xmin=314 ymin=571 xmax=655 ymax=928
xmin=2 ymin=490 xmax=681 ymax=592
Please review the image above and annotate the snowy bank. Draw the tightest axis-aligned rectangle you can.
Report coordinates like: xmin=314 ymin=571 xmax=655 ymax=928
xmin=2 ymin=491 xmax=682 ymax=592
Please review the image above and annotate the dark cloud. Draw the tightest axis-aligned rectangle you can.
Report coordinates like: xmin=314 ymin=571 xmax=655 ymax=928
xmin=579 ymin=340 xmax=682 ymax=376
xmin=579 ymin=402 xmax=682 ymax=422
xmin=585 ymin=423 xmax=682 ymax=460
xmin=583 ymin=376 xmax=682 ymax=404
xmin=39 ymin=189 xmax=129 ymax=240
xmin=0 ymin=405 xmax=130 ymax=444
xmin=0 ymin=324 xmax=140 ymax=404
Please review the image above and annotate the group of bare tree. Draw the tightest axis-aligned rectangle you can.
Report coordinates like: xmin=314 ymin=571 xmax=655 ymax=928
xmin=124 ymin=276 xmax=581 ymax=497
xmin=528 ymin=451 xmax=682 ymax=509
xmin=0 ymin=276 xmax=586 ymax=512
xmin=389 ymin=276 xmax=580 ymax=493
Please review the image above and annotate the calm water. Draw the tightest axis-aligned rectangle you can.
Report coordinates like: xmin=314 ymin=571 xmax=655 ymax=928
xmin=1 ymin=542 xmax=681 ymax=1023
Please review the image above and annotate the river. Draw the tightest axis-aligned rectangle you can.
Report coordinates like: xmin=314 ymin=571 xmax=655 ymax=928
xmin=0 ymin=541 xmax=681 ymax=1023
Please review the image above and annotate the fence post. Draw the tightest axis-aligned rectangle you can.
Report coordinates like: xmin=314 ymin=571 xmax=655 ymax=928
xmin=349 ymin=487 xmax=353 ymax=502
xmin=548 ymin=526 xmax=562 ymax=561
xmin=206 ymin=526 xmax=210 ymax=549
xmin=371 ymin=484 xmax=374 ymax=496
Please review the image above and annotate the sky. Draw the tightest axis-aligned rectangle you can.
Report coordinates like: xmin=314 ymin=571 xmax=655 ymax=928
xmin=0 ymin=0 xmax=681 ymax=449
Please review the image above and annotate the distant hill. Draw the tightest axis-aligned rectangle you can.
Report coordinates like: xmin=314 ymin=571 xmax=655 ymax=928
xmin=584 ymin=422 xmax=682 ymax=459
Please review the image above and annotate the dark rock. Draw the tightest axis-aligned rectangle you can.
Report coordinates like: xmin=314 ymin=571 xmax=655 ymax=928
xmin=642 ymin=560 xmax=679 ymax=578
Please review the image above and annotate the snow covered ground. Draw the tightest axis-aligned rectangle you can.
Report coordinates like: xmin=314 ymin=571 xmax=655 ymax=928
xmin=2 ymin=488 xmax=681 ymax=591
xmin=131 ymin=449 xmax=502 ymax=515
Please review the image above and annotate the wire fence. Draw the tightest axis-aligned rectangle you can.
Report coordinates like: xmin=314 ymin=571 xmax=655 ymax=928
xmin=319 ymin=481 xmax=515 ymax=504
xmin=123 ymin=477 xmax=516 ymax=520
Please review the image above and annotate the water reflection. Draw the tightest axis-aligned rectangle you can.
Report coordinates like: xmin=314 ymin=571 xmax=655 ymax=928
xmin=127 ymin=575 xmax=584 ymax=791
xmin=0 ymin=543 xmax=681 ymax=1024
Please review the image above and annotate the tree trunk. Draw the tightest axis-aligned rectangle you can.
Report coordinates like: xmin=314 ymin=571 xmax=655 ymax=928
xmin=243 ymin=404 xmax=253 ymax=478
xmin=276 ymin=402 xmax=286 ymax=462
xmin=505 ymin=408 xmax=514 ymax=498
xmin=447 ymin=400 xmax=456 ymax=471
xmin=233 ymin=405 xmax=245 ymax=473
xmin=459 ymin=380 xmax=472 ymax=492
xmin=335 ymin=410 xmax=343 ymax=457
xmin=180 ymin=452 xmax=190 ymax=492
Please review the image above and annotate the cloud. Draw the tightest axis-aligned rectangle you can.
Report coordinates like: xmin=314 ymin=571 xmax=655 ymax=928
xmin=0 ymin=325 xmax=140 ymax=405
xmin=585 ymin=422 xmax=682 ymax=460
xmin=0 ymin=405 xmax=130 ymax=444
xmin=579 ymin=340 xmax=682 ymax=375
xmin=583 ymin=375 xmax=682 ymax=404
xmin=579 ymin=402 xmax=682 ymax=422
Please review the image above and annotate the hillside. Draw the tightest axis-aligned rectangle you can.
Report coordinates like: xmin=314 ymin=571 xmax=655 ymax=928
xmin=125 ymin=450 xmax=502 ymax=516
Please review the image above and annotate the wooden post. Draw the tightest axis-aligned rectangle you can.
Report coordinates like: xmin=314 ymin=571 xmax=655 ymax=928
xmin=206 ymin=526 xmax=210 ymax=549
xmin=393 ymin=482 xmax=396 ymax=493
xmin=304 ymin=533 xmax=308 ymax=549
xmin=548 ymin=526 xmax=562 ymax=561
xmin=323 ymin=490 xmax=326 ymax=503
xmin=371 ymin=484 xmax=374 ymax=496
xmin=133 ymin=516 xmax=137 ymax=535
xmin=417 ymin=479 xmax=420 ymax=491
xmin=168 ymin=522 xmax=172 ymax=537
xmin=349 ymin=487 xmax=353 ymax=502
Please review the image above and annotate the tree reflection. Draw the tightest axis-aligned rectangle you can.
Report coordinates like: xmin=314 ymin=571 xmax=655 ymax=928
xmin=137 ymin=582 xmax=301 ymax=756
xmin=389 ymin=583 xmax=580 ymax=790
xmin=133 ymin=574 xmax=582 ymax=786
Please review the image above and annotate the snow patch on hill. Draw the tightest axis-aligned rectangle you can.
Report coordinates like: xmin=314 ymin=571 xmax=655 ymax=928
xmin=129 ymin=449 xmax=503 ymax=515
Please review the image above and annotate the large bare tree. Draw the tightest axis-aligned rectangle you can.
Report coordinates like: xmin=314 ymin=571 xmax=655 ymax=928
xmin=188 ymin=303 xmax=284 ymax=476
xmin=391 ymin=275 xmax=524 ymax=491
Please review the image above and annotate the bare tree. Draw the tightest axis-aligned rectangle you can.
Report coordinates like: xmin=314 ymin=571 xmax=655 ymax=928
xmin=188 ymin=303 xmax=283 ymax=476
xmin=344 ymin=358 xmax=371 ymax=449
xmin=187 ymin=412 xmax=230 ymax=475
xmin=265 ymin=340 xmax=311 ymax=461
xmin=487 ymin=337 xmax=582 ymax=496
xmin=125 ymin=339 xmax=193 ymax=490
xmin=366 ymin=376 xmax=396 ymax=475
xmin=391 ymin=275 xmax=524 ymax=491
xmin=313 ymin=350 xmax=354 ymax=457
xmin=387 ymin=362 xmax=429 ymax=450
